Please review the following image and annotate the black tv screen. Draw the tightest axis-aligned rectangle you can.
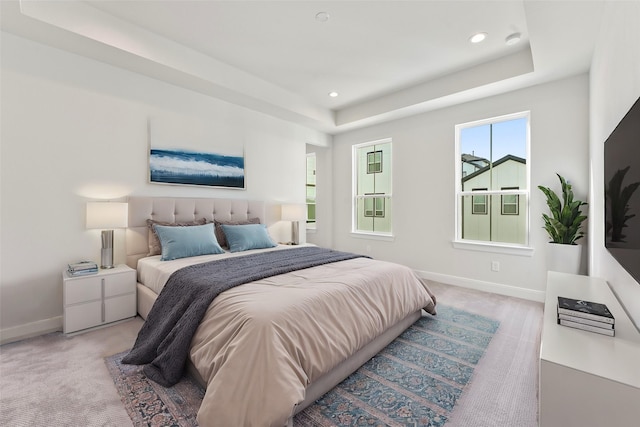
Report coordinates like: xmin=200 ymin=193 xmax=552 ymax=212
xmin=604 ymin=96 xmax=640 ymax=284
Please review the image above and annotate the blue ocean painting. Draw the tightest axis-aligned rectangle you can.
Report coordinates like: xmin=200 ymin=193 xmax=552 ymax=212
xmin=150 ymin=148 xmax=245 ymax=188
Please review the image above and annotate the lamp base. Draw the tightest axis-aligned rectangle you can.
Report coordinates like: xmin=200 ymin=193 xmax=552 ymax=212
xmin=101 ymin=230 xmax=115 ymax=269
xmin=291 ymin=221 xmax=300 ymax=245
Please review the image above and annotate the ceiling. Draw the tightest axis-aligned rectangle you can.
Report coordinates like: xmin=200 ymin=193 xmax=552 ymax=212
xmin=0 ymin=1 xmax=605 ymax=135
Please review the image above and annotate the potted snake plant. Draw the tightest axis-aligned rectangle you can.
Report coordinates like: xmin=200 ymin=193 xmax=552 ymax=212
xmin=538 ymin=173 xmax=587 ymax=274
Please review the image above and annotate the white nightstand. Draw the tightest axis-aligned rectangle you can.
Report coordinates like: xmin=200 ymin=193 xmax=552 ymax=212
xmin=63 ymin=264 xmax=136 ymax=334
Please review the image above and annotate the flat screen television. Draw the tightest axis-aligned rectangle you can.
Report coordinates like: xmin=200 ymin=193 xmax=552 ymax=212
xmin=604 ymin=96 xmax=640 ymax=284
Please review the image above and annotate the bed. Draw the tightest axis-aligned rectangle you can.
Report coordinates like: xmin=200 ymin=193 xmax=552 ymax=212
xmin=124 ymin=196 xmax=437 ymax=427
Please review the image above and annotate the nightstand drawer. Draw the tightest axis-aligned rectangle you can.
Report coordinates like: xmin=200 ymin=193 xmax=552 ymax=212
xmin=64 ymin=301 xmax=102 ymax=333
xmin=64 ymin=277 xmax=102 ymax=305
xmin=104 ymin=271 xmax=136 ymax=298
xmin=105 ymin=294 xmax=136 ymax=323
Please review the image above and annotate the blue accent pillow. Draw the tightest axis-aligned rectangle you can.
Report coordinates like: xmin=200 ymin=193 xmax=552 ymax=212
xmin=153 ymin=223 xmax=224 ymax=261
xmin=220 ymin=223 xmax=277 ymax=253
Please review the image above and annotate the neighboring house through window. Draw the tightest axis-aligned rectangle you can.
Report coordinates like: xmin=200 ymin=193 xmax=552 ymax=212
xmin=353 ymin=139 xmax=392 ymax=235
xmin=456 ymin=112 xmax=530 ymax=246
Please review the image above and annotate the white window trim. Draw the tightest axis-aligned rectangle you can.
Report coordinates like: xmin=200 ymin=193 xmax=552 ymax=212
xmin=452 ymin=240 xmax=534 ymax=256
xmin=350 ymin=231 xmax=395 ymax=241
xmin=352 ymin=138 xmax=394 ymax=238
xmin=454 ymin=111 xmax=532 ymax=252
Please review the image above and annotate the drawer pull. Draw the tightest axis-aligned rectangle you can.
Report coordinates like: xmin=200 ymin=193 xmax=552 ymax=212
xmin=101 ymin=278 xmax=105 ymax=322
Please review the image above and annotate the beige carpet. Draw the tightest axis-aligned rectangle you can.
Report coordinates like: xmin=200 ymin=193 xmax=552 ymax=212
xmin=0 ymin=281 xmax=542 ymax=426
xmin=434 ymin=283 xmax=542 ymax=427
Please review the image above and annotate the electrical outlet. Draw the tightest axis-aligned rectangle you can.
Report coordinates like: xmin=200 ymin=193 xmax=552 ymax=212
xmin=491 ymin=261 xmax=500 ymax=272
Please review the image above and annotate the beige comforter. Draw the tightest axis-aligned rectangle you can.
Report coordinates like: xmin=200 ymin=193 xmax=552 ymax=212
xmin=180 ymin=254 xmax=437 ymax=426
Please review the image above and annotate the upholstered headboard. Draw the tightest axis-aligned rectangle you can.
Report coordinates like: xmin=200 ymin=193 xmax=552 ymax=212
xmin=126 ymin=196 xmax=266 ymax=269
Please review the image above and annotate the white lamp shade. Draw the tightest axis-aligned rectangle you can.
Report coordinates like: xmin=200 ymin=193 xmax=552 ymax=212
xmin=281 ymin=204 xmax=307 ymax=221
xmin=86 ymin=202 xmax=128 ymax=229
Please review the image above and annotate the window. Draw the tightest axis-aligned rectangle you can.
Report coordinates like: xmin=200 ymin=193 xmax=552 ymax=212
xmin=364 ymin=196 xmax=385 ymax=217
xmin=306 ymin=153 xmax=316 ymax=229
xmin=472 ymin=188 xmax=488 ymax=215
xmin=501 ymin=187 xmax=519 ymax=215
xmin=367 ymin=150 xmax=383 ymax=174
xmin=456 ymin=112 xmax=529 ymax=246
xmin=353 ymin=139 xmax=392 ymax=235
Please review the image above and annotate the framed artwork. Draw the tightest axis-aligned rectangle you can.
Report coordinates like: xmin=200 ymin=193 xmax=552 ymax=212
xmin=148 ymin=117 xmax=245 ymax=189
xmin=149 ymin=148 xmax=245 ymax=189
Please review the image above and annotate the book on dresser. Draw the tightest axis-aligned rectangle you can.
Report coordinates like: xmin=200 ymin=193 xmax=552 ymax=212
xmin=67 ymin=261 xmax=98 ymax=276
xmin=557 ymin=313 xmax=614 ymax=329
xmin=557 ymin=296 xmax=615 ymax=336
xmin=558 ymin=317 xmax=615 ymax=336
xmin=557 ymin=296 xmax=615 ymax=324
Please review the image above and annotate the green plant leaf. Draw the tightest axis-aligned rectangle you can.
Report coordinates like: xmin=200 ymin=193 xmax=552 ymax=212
xmin=538 ymin=174 xmax=587 ymax=244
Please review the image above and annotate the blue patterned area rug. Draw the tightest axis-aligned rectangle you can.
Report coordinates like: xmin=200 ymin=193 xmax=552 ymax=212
xmin=105 ymin=305 xmax=499 ymax=427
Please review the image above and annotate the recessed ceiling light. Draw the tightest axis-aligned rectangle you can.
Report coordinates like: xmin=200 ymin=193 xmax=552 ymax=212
xmin=328 ymin=91 xmax=339 ymax=98
xmin=469 ymin=32 xmax=487 ymax=43
xmin=505 ymin=32 xmax=522 ymax=46
xmin=315 ymin=12 xmax=330 ymax=22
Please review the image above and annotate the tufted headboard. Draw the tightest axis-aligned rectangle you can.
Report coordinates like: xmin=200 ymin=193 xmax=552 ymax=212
xmin=126 ymin=196 xmax=266 ymax=269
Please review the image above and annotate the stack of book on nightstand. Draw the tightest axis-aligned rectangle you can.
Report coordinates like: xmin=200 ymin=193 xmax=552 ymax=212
xmin=68 ymin=261 xmax=98 ymax=276
xmin=557 ymin=296 xmax=615 ymax=336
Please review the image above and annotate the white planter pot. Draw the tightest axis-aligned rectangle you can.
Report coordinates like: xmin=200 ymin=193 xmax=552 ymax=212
xmin=546 ymin=243 xmax=582 ymax=274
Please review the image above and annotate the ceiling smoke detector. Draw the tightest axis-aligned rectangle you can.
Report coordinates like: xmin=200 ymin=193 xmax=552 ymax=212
xmin=505 ymin=32 xmax=522 ymax=46
xmin=315 ymin=12 xmax=330 ymax=22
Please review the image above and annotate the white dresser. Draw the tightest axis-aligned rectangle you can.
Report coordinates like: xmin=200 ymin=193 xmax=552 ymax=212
xmin=63 ymin=264 xmax=136 ymax=334
xmin=539 ymin=271 xmax=640 ymax=426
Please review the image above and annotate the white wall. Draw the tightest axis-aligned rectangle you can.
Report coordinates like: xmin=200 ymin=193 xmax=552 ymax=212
xmin=589 ymin=1 xmax=640 ymax=328
xmin=0 ymin=33 xmax=326 ymax=342
xmin=328 ymin=74 xmax=590 ymax=301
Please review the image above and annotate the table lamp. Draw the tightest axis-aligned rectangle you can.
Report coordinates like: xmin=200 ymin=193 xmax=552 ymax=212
xmin=86 ymin=202 xmax=128 ymax=269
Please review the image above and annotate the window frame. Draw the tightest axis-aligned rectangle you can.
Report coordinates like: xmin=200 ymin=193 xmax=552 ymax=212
xmin=454 ymin=111 xmax=532 ymax=254
xmin=352 ymin=138 xmax=393 ymax=238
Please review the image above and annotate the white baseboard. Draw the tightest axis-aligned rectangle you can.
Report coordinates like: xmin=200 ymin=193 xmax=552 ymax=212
xmin=415 ymin=270 xmax=545 ymax=303
xmin=0 ymin=316 xmax=62 ymax=345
